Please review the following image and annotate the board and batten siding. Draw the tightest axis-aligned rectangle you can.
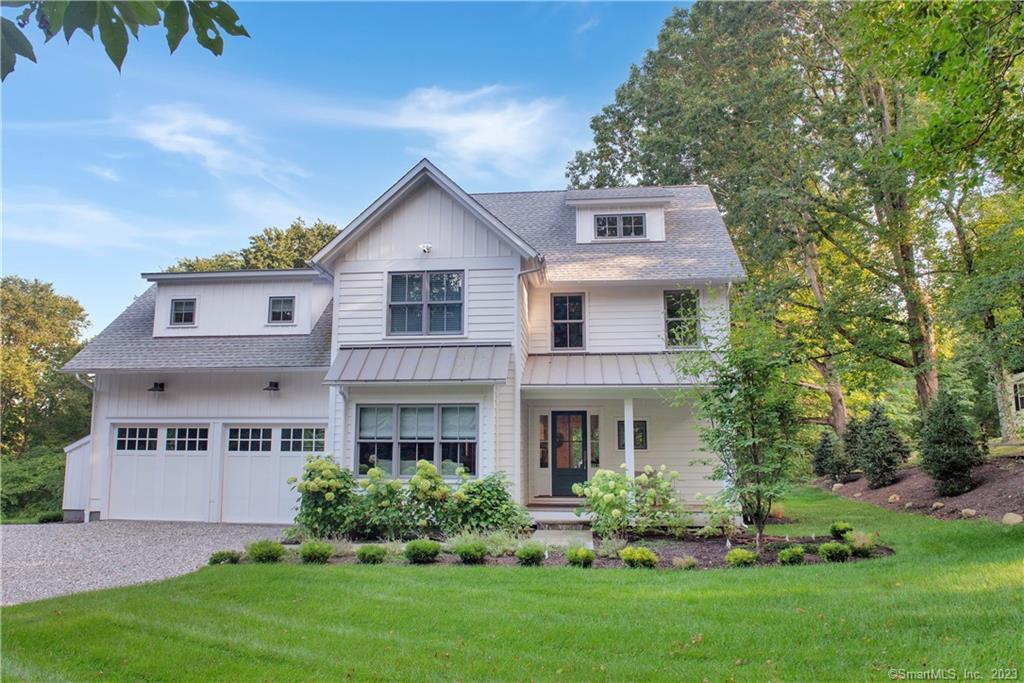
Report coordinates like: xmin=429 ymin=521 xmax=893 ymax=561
xmin=342 ymin=183 xmax=517 ymax=261
xmin=525 ymin=284 xmax=730 ymax=354
xmin=153 ymin=280 xmax=332 ymax=337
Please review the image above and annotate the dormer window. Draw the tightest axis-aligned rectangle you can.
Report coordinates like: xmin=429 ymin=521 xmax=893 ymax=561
xmin=170 ymin=298 xmax=196 ymax=326
xmin=268 ymin=296 xmax=295 ymax=324
xmin=595 ymin=214 xmax=645 ymax=239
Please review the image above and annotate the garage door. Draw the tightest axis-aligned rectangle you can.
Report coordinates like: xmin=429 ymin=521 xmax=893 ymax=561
xmin=221 ymin=425 xmax=324 ymax=524
xmin=108 ymin=425 xmax=211 ymax=521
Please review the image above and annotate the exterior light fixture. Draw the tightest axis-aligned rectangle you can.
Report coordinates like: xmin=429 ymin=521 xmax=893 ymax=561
xmin=419 ymin=242 xmax=433 ymax=254
xmin=147 ymin=382 xmax=165 ymax=392
xmin=263 ymin=381 xmax=280 ymax=392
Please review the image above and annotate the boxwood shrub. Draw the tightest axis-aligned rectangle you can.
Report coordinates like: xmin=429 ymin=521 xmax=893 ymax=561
xmin=829 ymin=521 xmax=854 ymax=540
xmin=246 ymin=539 xmax=285 ymax=563
xmin=777 ymin=545 xmax=805 ymax=566
xmin=209 ymin=550 xmax=242 ymax=565
xmin=356 ymin=544 xmax=387 ymax=564
xmin=515 ymin=541 xmax=546 ymax=566
xmin=450 ymin=538 xmax=488 ymax=565
xmin=725 ymin=548 xmax=758 ymax=568
xmin=619 ymin=546 xmax=658 ymax=568
xmin=404 ymin=539 xmax=442 ymax=564
xmin=566 ymin=546 xmax=595 ymax=568
xmin=299 ymin=540 xmax=334 ymax=564
xmin=818 ymin=541 xmax=852 ymax=562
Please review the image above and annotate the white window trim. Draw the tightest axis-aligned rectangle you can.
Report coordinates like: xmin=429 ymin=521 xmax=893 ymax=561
xmin=615 ymin=418 xmax=649 ymax=451
xmin=386 ymin=270 xmax=466 ymax=337
xmin=594 ymin=213 xmax=648 ymax=241
xmin=355 ymin=403 xmax=480 ymax=479
xmin=168 ymin=297 xmax=198 ymax=327
xmin=664 ymin=288 xmax=702 ymax=350
xmin=1014 ymin=383 xmax=1024 ymax=412
xmin=550 ymin=291 xmax=587 ymax=352
xmin=267 ymin=295 xmax=297 ymax=326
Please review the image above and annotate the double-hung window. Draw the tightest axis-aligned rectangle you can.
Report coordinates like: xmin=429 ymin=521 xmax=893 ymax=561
xmin=595 ymin=214 xmax=645 ymax=239
xmin=617 ymin=420 xmax=648 ymax=450
xmin=552 ymin=294 xmax=585 ymax=350
xmin=1015 ymin=383 xmax=1024 ymax=412
xmin=170 ymin=298 xmax=196 ymax=326
xmin=268 ymin=296 xmax=295 ymax=324
xmin=665 ymin=289 xmax=700 ymax=348
xmin=388 ymin=271 xmax=463 ymax=335
xmin=357 ymin=404 xmax=478 ymax=477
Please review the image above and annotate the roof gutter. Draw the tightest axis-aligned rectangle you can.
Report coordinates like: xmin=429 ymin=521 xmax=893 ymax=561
xmin=73 ymin=373 xmax=95 ymax=392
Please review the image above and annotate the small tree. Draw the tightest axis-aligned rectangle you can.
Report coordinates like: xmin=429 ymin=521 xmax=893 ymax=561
xmin=679 ymin=309 xmax=804 ymax=549
xmin=919 ymin=391 xmax=985 ymax=496
xmin=858 ymin=403 xmax=910 ymax=489
xmin=811 ymin=431 xmax=835 ymax=478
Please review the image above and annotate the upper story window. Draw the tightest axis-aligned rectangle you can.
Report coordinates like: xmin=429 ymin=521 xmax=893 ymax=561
xmin=665 ymin=289 xmax=700 ymax=348
xmin=170 ymin=298 xmax=196 ymax=326
xmin=388 ymin=271 xmax=464 ymax=336
xmin=595 ymin=213 xmax=645 ymax=239
xmin=552 ymin=294 xmax=584 ymax=350
xmin=268 ymin=296 xmax=295 ymax=324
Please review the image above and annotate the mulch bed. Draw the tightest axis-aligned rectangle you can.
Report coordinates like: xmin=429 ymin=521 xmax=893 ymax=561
xmin=818 ymin=457 xmax=1024 ymax=523
xmin=325 ymin=533 xmax=891 ymax=570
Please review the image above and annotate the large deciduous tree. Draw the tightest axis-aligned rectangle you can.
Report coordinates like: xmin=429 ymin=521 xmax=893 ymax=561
xmin=0 ymin=277 xmax=90 ymax=456
xmin=167 ymin=218 xmax=338 ymax=272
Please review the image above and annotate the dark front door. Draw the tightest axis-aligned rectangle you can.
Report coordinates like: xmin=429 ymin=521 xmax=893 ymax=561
xmin=551 ymin=411 xmax=588 ymax=497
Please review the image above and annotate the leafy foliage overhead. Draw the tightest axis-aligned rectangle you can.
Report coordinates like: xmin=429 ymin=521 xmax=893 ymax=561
xmin=167 ymin=218 xmax=338 ymax=272
xmin=1 ymin=0 xmax=249 ymax=81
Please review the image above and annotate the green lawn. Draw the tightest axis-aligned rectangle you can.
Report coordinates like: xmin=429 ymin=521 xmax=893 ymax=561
xmin=3 ymin=488 xmax=1022 ymax=682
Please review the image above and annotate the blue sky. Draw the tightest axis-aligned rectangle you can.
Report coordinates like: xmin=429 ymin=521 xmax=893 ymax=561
xmin=3 ymin=2 xmax=679 ymax=332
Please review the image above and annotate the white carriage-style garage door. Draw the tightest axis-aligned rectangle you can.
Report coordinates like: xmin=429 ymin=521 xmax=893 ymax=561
xmin=220 ymin=425 xmax=325 ymax=524
xmin=108 ymin=425 xmax=212 ymax=521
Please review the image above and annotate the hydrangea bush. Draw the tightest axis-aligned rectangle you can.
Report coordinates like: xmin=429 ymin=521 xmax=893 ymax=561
xmin=289 ymin=456 xmax=357 ymax=538
xmin=572 ymin=465 xmax=692 ymax=539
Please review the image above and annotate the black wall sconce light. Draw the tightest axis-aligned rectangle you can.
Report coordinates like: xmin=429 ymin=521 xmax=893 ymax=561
xmin=263 ymin=381 xmax=280 ymax=392
xmin=147 ymin=382 xmax=165 ymax=392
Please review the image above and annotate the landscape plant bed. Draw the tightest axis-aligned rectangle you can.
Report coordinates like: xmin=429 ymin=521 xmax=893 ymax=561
xmin=315 ymin=534 xmax=893 ymax=570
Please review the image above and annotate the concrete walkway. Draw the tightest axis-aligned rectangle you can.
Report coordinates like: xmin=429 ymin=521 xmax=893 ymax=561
xmin=530 ymin=529 xmax=594 ymax=549
xmin=1 ymin=521 xmax=286 ymax=606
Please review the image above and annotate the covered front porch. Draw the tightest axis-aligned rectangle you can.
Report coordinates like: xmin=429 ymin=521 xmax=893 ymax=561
xmin=520 ymin=352 xmax=720 ymax=523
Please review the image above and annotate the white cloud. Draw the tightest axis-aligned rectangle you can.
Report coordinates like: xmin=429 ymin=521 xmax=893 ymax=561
xmin=300 ymin=85 xmax=569 ymax=181
xmin=130 ymin=105 xmax=308 ymax=188
xmin=83 ymin=165 xmax=120 ymax=182
xmin=575 ymin=17 xmax=600 ymax=35
xmin=2 ymin=188 xmax=217 ymax=252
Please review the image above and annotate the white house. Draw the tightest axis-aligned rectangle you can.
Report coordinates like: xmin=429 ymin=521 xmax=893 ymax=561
xmin=61 ymin=159 xmax=745 ymax=524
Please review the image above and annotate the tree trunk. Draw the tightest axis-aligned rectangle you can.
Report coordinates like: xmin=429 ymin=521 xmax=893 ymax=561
xmin=892 ymin=241 xmax=940 ymax=410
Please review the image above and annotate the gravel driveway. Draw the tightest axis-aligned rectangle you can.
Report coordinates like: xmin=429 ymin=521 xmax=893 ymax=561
xmin=1 ymin=521 xmax=287 ymax=606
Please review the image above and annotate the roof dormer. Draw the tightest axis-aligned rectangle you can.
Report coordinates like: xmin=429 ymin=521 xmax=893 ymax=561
xmin=565 ymin=188 xmax=672 ymax=245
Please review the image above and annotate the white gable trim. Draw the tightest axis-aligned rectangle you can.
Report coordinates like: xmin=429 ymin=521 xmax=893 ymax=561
xmin=311 ymin=159 xmax=539 ymax=266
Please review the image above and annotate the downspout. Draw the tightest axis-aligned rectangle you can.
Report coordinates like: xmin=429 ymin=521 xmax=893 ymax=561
xmin=74 ymin=374 xmax=96 ymax=523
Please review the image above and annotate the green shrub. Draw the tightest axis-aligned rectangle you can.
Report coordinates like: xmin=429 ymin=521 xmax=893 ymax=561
xmin=725 ymin=548 xmax=758 ymax=568
xmin=777 ymin=545 xmax=805 ymax=566
xmin=843 ymin=531 xmax=875 ymax=558
xmin=0 ymin=446 xmax=65 ymax=520
xmin=572 ymin=466 xmax=691 ymax=539
xmin=572 ymin=469 xmax=631 ymax=538
xmin=818 ymin=541 xmax=852 ymax=562
xmin=353 ymin=468 xmax=417 ymax=540
xmin=290 ymin=456 xmax=357 ymax=538
xmin=246 ymin=539 xmax=285 ymax=563
xmin=673 ymin=555 xmax=698 ymax=570
xmin=619 ymin=546 xmax=659 ymax=568
xmin=566 ymin=546 xmax=595 ymax=568
xmin=631 ymin=465 xmax=692 ymax=536
xmin=858 ymin=404 xmax=910 ymax=489
xmin=919 ymin=391 xmax=985 ymax=496
xmin=829 ymin=521 xmax=854 ymax=540
xmin=443 ymin=472 xmax=532 ymax=536
xmin=811 ymin=431 xmax=836 ymax=478
xmin=450 ymin=537 xmax=488 ymax=564
xmin=404 ymin=539 xmax=442 ymax=564
xmin=208 ymin=550 xmax=242 ymax=565
xmin=36 ymin=510 xmax=64 ymax=524
xmin=299 ymin=540 xmax=334 ymax=564
xmin=694 ymin=494 xmax=740 ymax=539
xmin=356 ymin=544 xmax=387 ymax=564
xmin=515 ymin=541 xmax=546 ymax=566
xmin=280 ymin=526 xmax=308 ymax=545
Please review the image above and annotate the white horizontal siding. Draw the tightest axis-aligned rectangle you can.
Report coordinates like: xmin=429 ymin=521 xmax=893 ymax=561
xmin=467 ymin=268 xmax=517 ymax=338
xmin=335 ymin=271 xmax=385 ymax=344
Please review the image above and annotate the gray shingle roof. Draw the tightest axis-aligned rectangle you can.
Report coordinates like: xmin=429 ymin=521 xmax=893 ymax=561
xmin=472 ymin=186 xmax=745 ymax=283
xmin=62 ymin=287 xmax=332 ymax=373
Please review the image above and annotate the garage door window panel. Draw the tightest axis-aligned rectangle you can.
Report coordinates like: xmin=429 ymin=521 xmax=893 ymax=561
xmin=166 ymin=427 xmax=209 ymax=452
xmin=115 ymin=427 xmax=159 ymax=452
xmin=228 ymin=427 xmax=272 ymax=453
xmin=281 ymin=427 xmax=325 ymax=452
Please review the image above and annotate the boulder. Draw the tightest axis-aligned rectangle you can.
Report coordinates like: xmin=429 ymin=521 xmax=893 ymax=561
xmin=887 ymin=494 xmax=901 ymax=503
xmin=831 ymin=483 xmax=844 ymax=492
xmin=960 ymin=508 xmax=977 ymax=518
xmin=853 ymin=492 xmax=863 ymax=498
xmin=931 ymin=501 xmax=945 ymax=510
xmin=904 ymin=502 xmax=914 ymax=509
xmin=1001 ymin=512 xmax=1023 ymax=526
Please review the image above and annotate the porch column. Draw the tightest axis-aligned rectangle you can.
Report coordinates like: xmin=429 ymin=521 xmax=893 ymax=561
xmin=623 ymin=397 xmax=635 ymax=478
